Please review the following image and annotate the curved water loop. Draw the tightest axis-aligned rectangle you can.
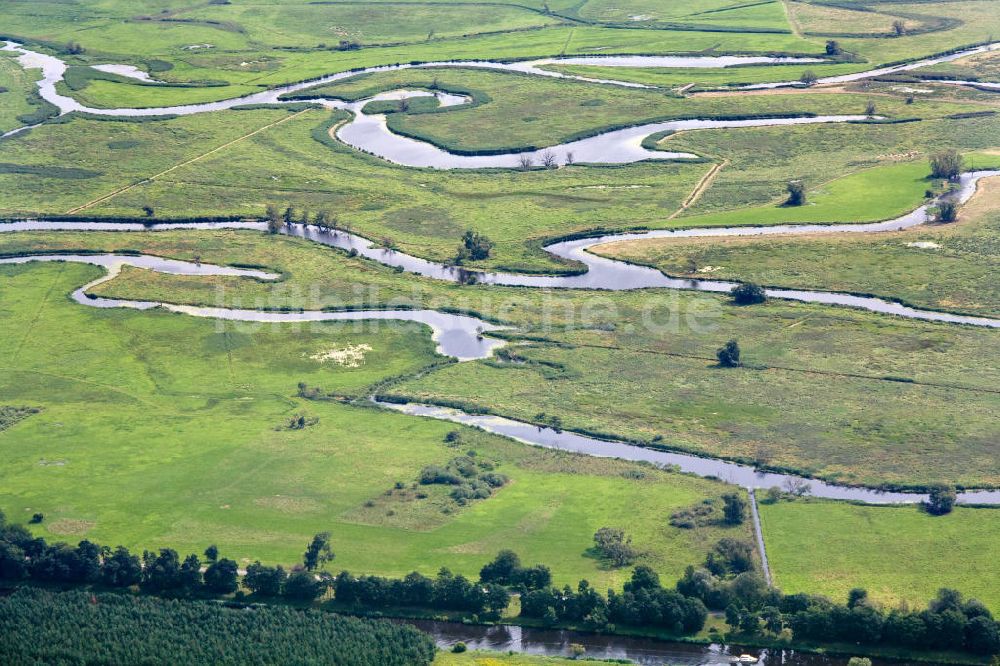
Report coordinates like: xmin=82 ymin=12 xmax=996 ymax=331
xmin=0 ymin=254 xmax=506 ymax=360
xmin=4 ymin=40 xmax=999 ymax=165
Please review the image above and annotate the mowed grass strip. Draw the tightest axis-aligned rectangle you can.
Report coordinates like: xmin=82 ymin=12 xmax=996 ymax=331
xmin=760 ymin=500 xmax=1000 ymax=615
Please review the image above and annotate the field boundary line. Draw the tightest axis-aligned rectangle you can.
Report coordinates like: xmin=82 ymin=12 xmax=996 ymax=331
xmin=65 ymin=109 xmax=312 ymax=215
xmin=669 ymin=158 xmax=728 ymax=219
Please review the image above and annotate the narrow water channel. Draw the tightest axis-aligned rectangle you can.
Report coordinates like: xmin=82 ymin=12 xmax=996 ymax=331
xmin=397 ymin=618 xmax=932 ymax=666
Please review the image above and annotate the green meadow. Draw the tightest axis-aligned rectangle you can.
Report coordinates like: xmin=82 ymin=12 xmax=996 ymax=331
xmin=1 ymin=0 xmax=1000 ymax=646
xmin=760 ymin=500 xmax=1000 ymax=614
xmin=0 ymin=261 xmax=752 ymax=589
xmin=1 ymin=230 xmax=997 ymax=489
xmin=596 ymin=173 xmax=1000 ymax=317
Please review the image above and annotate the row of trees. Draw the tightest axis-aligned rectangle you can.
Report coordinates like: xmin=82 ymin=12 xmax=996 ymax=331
xmin=264 ymin=204 xmax=340 ymax=234
xmin=677 ymin=563 xmax=1000 ymax=655
xmin=521 ymin=566 xmax=708 ymax=635
xmin=0 ymin=511 xmax=335 ymax=601
xmin=3 ymin=509 xmax=995 ymax=656
xmin=333 ymin=568 xmax=511 ymax=618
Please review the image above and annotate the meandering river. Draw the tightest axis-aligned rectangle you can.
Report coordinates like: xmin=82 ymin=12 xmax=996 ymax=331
xmin=3 ymin=40 xmax=998 ymax=167
xmin=1 ymin=39 xmax=997 ymax=509
xmin=6 ymin=168 xmax=998 ymax=327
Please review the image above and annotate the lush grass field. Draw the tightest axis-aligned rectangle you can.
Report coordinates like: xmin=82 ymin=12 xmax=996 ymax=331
xmin=661 ymin=112 xmax=1000 ymax=214
xmin=759 ymin=500 xmax=1000 ymax=614
xmin=181 ymin=2 xmax=563 ymax=46
xmin=2 ymin=90 xmax=997 ymax=274
xmin=0 ymin=261 xmax=752 ymax=588
xmin=314 ymin=70 xmax=973 ymax=153
xmin=595 ymin=173 xmax=1000 ymax=317
xmin=0 ymin=53 xmax=43 ymax=133
xmin=2 ymin=230 xmax=996 ymax=488
xmin=538 ymin=61 xmax=868 ymax=89
xmin=0 ymin=107 xmax=711 ymax=273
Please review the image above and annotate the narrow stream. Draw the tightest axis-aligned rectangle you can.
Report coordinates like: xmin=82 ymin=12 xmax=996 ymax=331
xmin=375 ymin=400 xmax=1000 ymax=505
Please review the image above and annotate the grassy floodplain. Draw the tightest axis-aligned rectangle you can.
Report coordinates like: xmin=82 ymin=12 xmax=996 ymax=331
xmin=759 ymin=500 xmax=1000 ymax=614
xmin=0 ymin=261 xmax=753 ymax=589
xmin=1 ymin=230 xmax=997 ymax=489
xmin=594 ymin=162 xmax=1000 ymax=316
xmin=2 ymin=0 xmax=1000 ymax=657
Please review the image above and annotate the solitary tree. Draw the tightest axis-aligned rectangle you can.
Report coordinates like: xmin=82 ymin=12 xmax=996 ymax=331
xmin=541 ymin=150 xmax=557 ymax=169
xmin=204 ymin=558 xmax=239 ymax=594
xmin=930 ymin=149 xmax=963 ymax=180
xmin=892 ymin=19 xmax=907 ymax=36
xmin=592 ymin=527 xmax=637 ymax=567
xmin=303 ymin=532 xmax=335 ymax=571
xmin=936 ymin=200 xmax=959 ymax=222
xmin=265 ymin=203 xmax=283 ymax=234
xmin=865 ymin=99 xmax=877 ymax=117
xmin=455 ymin=230 xmax=495 ymax=262
xmin=786 ymin=180 xmax=807 ymax=206
xmin=924 ymin=484 xmax=957 ymax=515
xmin=731 ymin=283 xmax=767 ymax=305
xmin=204 ymin=545 xmax=218 ymax=562
xmin=716 ymin=339 xmax=741 ymax=367
xmin=518 ymin=154 xmax=534 ymax=171
xmin=722 ymin=493 xmax=747 ymax=525
xmin=825 ymin=40 xmax=841 ymax=55
xmin=799 ymin=70 xmax=818 ymax=86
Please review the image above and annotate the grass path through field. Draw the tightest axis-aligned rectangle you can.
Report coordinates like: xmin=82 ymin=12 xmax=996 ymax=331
xmin=65 ymin=109 xmax=312 ymax=214
xmin=782 ymin=0 xmax=805 ymax=39
xmin=668 ymin=158 xmax=728 ymax=219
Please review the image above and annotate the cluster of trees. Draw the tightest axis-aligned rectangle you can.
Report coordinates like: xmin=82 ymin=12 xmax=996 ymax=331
xmin=930 ymin=149 xmax=964 ymax=180
xmin=333 ymin=568 xmax=510 ymax=618
xmin=419 ymin=454 xmax=508 ymax=504
xmin=0 ymin=588 xmax=435 ymax=666
xmin=264 ymin=204 xmax=339 ymax=234
xmin=479 ymin=550 xmax=552 ymax=590
xmin=0 ymin=510 xmax=334 ymax=601
xmin=592 ymin=527 xmax=639 ymax=567
xmin=676 ymin=564 xmax=1000 ymax=655
xmin=521 ymin=565 xmax=708 ymax=635
xmin=925 ymin=483 xmax=957 ymax=515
